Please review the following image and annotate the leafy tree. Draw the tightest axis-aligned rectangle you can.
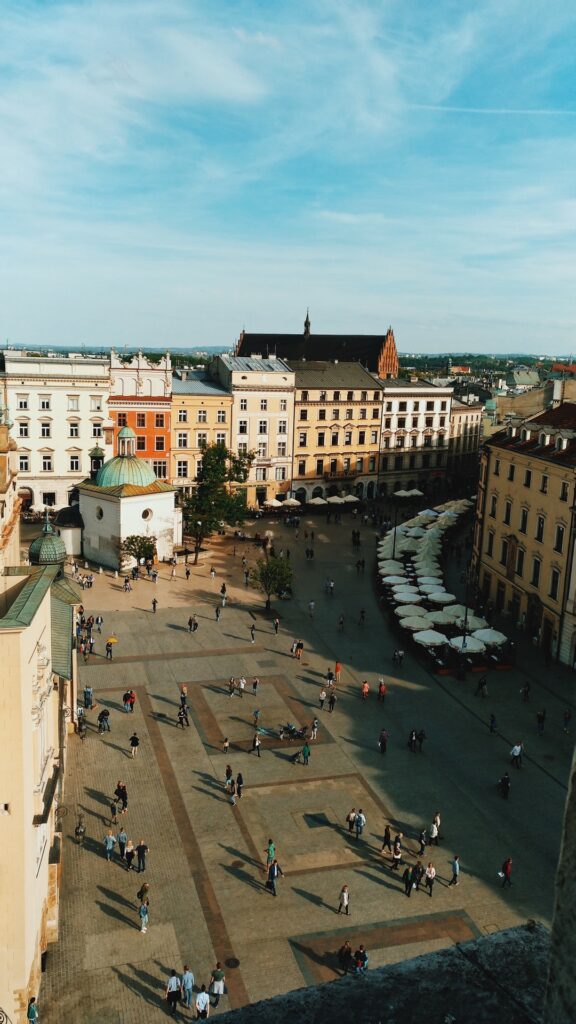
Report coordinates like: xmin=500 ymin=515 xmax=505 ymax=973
xmin=121 ymin=534 xmax=157 ymax=566
xmin=183 ymin=443 xmax=253 ymax=564
xmin=252 ymin=555 xmax=293 ymax=610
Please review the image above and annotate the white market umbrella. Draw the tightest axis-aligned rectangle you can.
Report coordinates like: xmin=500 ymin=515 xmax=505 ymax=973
xmin=326 ymin=495 xmax=345 ymax=504
xmin=449 ymin=604 xmax=476 ymax=620
xmin=401 ymin=616 xmax=432 ymax=632
xmin=378 ymin=559 xmax=405 ymax=572
xmin=395 ymin=603 xmax=425 ymax=617
xmin=421 ymin=509 xmax=439 ymax=518
xmin=283 ymin=497 xmax=301 ymax=507
xmin=414 ymin=566 xmax=442 ymax=577
xmin=392 ymin=585 xmax=420 ymax=595
xmin=264 ymin=498 xmax=282 ymax=508
xmin=414 ymin=629 xmax=448 ymax=648
xmin=417 ymin=575 xmax=444 ymax=584
xmin=427 ymin=591 xmax=456 ymax=605
xmin=394 ymin=594 xmax=423 ymax=607
xmin=380 ymin=574 xmax=408 ymax=585
xmin=455 ymin=614 xmax=489 ymax=631
xmin=450 ymin=635 xmax=486 ymax=654
xmin=406 ymin=527 xmax=427 ymax=538
xmin=419 ymin=583 xmax=446 ymax=595
xmin=427 ymin=609 xmax=460 ymax=626
xmin=308 ymin=496 xmax=327 ymax=505
xmin=472 ymin=628 xmax=507 ymax=646
xmin=343 ymin=494 xmax=360 ymax=503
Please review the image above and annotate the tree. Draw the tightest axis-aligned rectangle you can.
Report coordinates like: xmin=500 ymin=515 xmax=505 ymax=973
xmin=252 ymin=556 xmax=293 ymax=610
xmin=121 ymin=534 xmax=157 ymax=566
xmin=183 ymin=443 xmax=253 ymax=564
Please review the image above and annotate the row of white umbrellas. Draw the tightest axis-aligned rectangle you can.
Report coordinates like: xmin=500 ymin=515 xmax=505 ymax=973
xmin=264 ymin=494 xmax=360 ymax=508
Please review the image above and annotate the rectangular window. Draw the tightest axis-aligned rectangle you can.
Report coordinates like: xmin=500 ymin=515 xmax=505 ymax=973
xmin=346 ymin=408 xmax=353 ymax=420
xmin=240 ymin=398 xmax=247 ymax=411
xmin=409 ymin=454 xmax=416 ymax=468
xmin=372 ymin=408 xmax=379 ymax=419
xmin=560 ymin=481 xmax=569 ymax=501
xmin=40 ymin=422 xmax=51 ymax=438
xmin=332 ymin=409 xmax=340 ymax=420
xmin=371 ymin=430 xmax=378 ymax=444
xmin=426 ymin=401 xmax=434 ymax=411
xmin=155 ymin=436 xmax=165 ymax=451
xmin=278 ymin=420 xmax=287 ymax=434
xmin=19 ymin=422 xmax=28 ymax=438
xmin=136 ymin=413 xmax=146 ymax=428
xmin=280 ymin=399 xmax=287 ymax=411
xmin=155 ymin=414 xmax=165 ymax=428
xmin=117 ymin=412 xmax=127 ymax=426
xmin=516 ymin=548 xmax=524 ymax=577
xmin=541 ymin=474 xmax=548 ymax=494
xmin=42 ymin=492 xmax=56 ymax=506
xmin=554 ymin=525 xmax=565 ymax=553
xmin=361 ymin=391 xmax=367 ymax=401
xmin=535 ymin=515 xmax=545 ymax=542
xmin=69 ymin=455 xmax=80 ymax=472
xmin=531 ymin=558 xmax=541 ymax=587
xmin=17 ymin=395 xmax=28 ymax=410
xmin=257 ymin=442 xmax=267 ymax=458
xmin=260 ymin=399 xmax=268 ymax=411
xmin=177 ymin=432 xmax=188 ymax=448
xmin=216 ymin=432 xmax=226 ymax=445
xmin=40 ymin=396 xmax=51 ymax=410
xmin=422 ymin=452 xmax=431 ymax=467
xmin=318 ymin=409 xmax=326 ymax=421
xmin=197 ymin=409 xmax=207 ymax=423
xmin=277 ymin=442 xmax=287 ymax=457
xmin=436 ymin=452 xmax=444 ymax=466
xmin=397 ymin=418 xmax=406 ymax=429
xmin=347 ymin=391 xmax=354 ymax=401
xmin=177 ymin=460 xmax=188 ymax=477
xmin=301 ymin=391 xmax=308 ymax=401
xmin=344 ymin=431 xmax=352 ymax=446
xmin=42 ymin=455 xmax=52 ymax=472
xmin=90 ymin=396 xmax=102 ymax=412
xmin=68 ymin=396 xmax=79 ymax=411
xmin=299 ymin=409 xmax=308 ymax=421
xmin=298 ymin=432 xmax=307 ymax=447
xmin=504 ymin=500 xmax=512 ymax=526
xmin=358 ymin=430 xmax=366 ymax=444
xmin=343 ymin=457 xmax=350 ymax=471
xmin=369 ymin=456 xmax=376 ymax=472
xmin=238 ymin=420 xmax=248 ymax=435
xmin=423 ymin=436 xmax=432 ymax=448
xmin=330 ymin=458 xmax=337 ymax=473
xmin=275 ymin=466 xmax=286 ymax=481
xmin=519 ymin=508 xmax=528 ymax=533
xmin=508 ymin=464 xmax=515 ymax=481
xmin=486 ymin=531 xmax=494 ymax=557
xmin=258 ymin=421 xmax=267 ymax=434
xmin=399 ymin=401 xmax=407 ymax=412
xmin=178 ymin=409 xmax=188 ymax=423
xmin=550 ymin=568 xmax=560 ymax=601
xmin=381 ymin=456 xmax=388 ymax=471
xmin=318 ymin=432 xmax=325 ymax=447
xmin=196 ymin=459 xmax=203 ymax=476
xmin=153 ymin=460 xmax=167 ymax=478
xmin=19 ymin=455 xmax=29 ymax=471
xmin=489 ymin=495 xmax=497 ymax=518
xmin=437 ymin=435 xmax=444 ymax=447
xmin=237 ymin=442 xmax=248 ymax=454
xmin=331 ymin=432 xmax=339 ymax=446
xmin=298 ymin=460 xmax=306 ymax=475
xmin=217 ymin=409 xmax=226 ymax=423
xmin=359 ymin=408 xmax=367 ymax=420
xmin=255 ymin=468 xmax=267 ymax=481
xmin=92 ymin=423 xmax=103 ymax=438
xmin=316 ymin=459 xmax=324 ymax=475
xmin=524 ymin=469 xmax=531 ymax=488
xmin=394 ymin=455 xmax=403 ymax=470
xmin=440 ymin=401 xmax=447 ymax=411
xmin=356 ymin=457 xmax=364 ymax=472
xmin=136 ymin=436 xmax=146 ymax=451
xmin=499 ymin=539 xmax=509 ymax=567
xmin=494 ymin=459 xmax=500 ymax=476
xmin=197 ymin=432 xmax=208 ymax=447
xmin=320 ymin=391 xmax=327 ymax=401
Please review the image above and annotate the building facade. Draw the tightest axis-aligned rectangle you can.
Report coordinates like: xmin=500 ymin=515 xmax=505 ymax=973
xmin=287 ymin=361 xmax=382 ymax=501
xmin=378 ymin=379 xmax=454 ymax=497
xmin=108 ymin=350 xmax=172 ymax=481
xmin=472 ymin=404 xmax=576 ymax=664
xmin=0 ymin=351 xmax=113 ymax=509
xmin=210 ymin=355 xmax=295 ymax=507
xmin=0 ymin=412 xmax=21 ymax=570
xmin=447 ymin=398 xmax=483 ymax=489
xmin=170 ymin=374 xmax=232 ymax=495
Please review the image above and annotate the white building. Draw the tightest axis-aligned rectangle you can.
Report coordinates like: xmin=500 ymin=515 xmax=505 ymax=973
xmin=379 ymin=379 xmax=454 ymax=497
xmin=0 ymin=351 xmax=113 ymax=510
xmin=210 ymin=355 xmax=295 ymax=507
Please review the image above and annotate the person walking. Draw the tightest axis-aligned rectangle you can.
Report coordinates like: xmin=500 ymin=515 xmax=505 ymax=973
xmin=95 ymin=614 xmax=103 ymax=633
xmin=182 ymin=965 xmax=195 ymax=1009
xmin=335 ymin=660 xmax=342 ymax=683
xmin=510 ymin=742 xmax=523 ymax=769
xmin=136 ymin=881 xmax=150 ymax=904
xmin=222 ymin=737 xmax=229 ymax=754
xmin=563 ymin=708 xmax=572 ymax=734
xmin=225 ymin=765 xmax=233 ymax=789
xmin=412 ymin=860 xmax=424 ymax=892
xmin=250 ymin=624 xmax=256 ymax=644
xmin=130 ymin=732 xmax=140 ymax=758
xmin=239 ymin=677 xmax=245 ymax=698
xmin=418 ymin=828 xmax=427 ymax=855
xmin=138 ymin=898 xmax=149 ymax=933
xmin=105 ymin=640 xmax=113 ymax=660
xmin=296 ymin=640 xmax=304 ymax=660
xmin=252 ymin=732 xmax=261 ymax=757
xmin=319 ymin=688 xmax=327 ymax=711
xmin=209 ymin=963 xmax=226 ymax=1008
xmin=355 ymin=808 xmax=366 ymax=840
xmin=151 ymin=598 xmax=158 ymax=614
xmin=378 ymin=728 xmax=389 ymax=754
xmin=429 ymin=819 xmax=439 ymax=846
xmin=338 ymin=940 xmax=353 ymax=975
xmin=266 ymin=858 xmax=284 ymax=896
xmin=97 ymin=708 xmax=111 ymax=734
xmin=475 ymin=675 xmax=488 ymax=698
xmin=188 ymin=616 xmax=194 ymax=632
xmin=337 ymin=614 xmax=345 ymax=632
xmin=185 ymin=566 xmax=191 ymax=581
xmin=311 ymin=717 xmax=319 ymax=740
xmin=252 ymin=676 xmax=259 ymax=697
xmin=252 ymin=708 xmax=261 ymax=729
xmin=391 ymin=840 xmax=402 ymax=870
xmin=346 ymin=808 xmax=357 ymax=834
xmin=178 ymin=705 xmax=190 ymax=728
xmin=117 ymin=827 xmax=128 ymax=860
xmin=449 ymin=855 xmax=460 ymax=886
xmin=308 ymin=600 xmax=315 ymax=618
xmin=27 ymin=998 xmax=39 ymax=1022
xmin=264 ymin=839 xmax=276 ymax=867
xmin=215 ymin=605 xmax=221 ymax=622
xmin=210 ymin=566 xmax=216 ymax=579
xmin=236 ymin=772 xmax=244 ymax=798
xmin=109 ymin=799 xmax=119 ymax=826
xmin=128 ymin=689 xmax=136 ymax=713
xmin=103 ymin=831 xmax=116 ymax=863
xmin=521 ymin=681 xmax=531 ymax=703
xmin=381 ymin=824 xmax=392 ymax=854
xmin=501 ymin=857 xmax=513 ymax=888
xmin=338 ymin=884 xmax=350 ymax=915
xmin=425 ymin=862 xmax=436 ymax=897
xmin=229 ymin=778 xmax=237 ymax=805
xmin=165 ymin=970 xmax=182 ymax=1015
xmin=273 ymin=616 xmax=280 ymax=634
xmin=402 ymin=864 xmax=413 ymax=897
xmin=228 ymin=677 xmax=235 ymax=698
xmin=125 ymin=840 xmax=135 ymax=871
xmin=378 ymin=679 xmax=387 ymax=701
xmin=136 ymin=839 xmax=149 ymax=873
xmin=116 ymin=781 xmax=128 ymax=814
xmin=536 ymin=709 xmax=546 ymax=736
xmin=328 ymin=691 xmax=337 ymax=713
xmin=196 ymin=984 xmax=210 ymax=1019
xmin=302 ymin=741 xmax=311 ymax=766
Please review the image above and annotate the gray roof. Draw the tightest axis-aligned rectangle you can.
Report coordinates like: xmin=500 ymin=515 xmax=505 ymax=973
xmin=172 ymin=373 xmax=231 ymax=397
xmin=287 ymin=361 xmax=383 ymax=389
xmin=219 ymin=354 xmax=293 ymax=373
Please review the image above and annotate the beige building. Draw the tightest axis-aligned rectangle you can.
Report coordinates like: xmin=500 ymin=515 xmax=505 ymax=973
xmin=170 ymin=373 xmax=233 ymax=495
xmin=378 ymin=379 xmax=453 ymax=498
xmin=448 ymin=398 xmax=483 ymax=488
xmin=287 ymin=362 xmax=382 ymax=501
xmin=472 ymin=403 xmax=576 ymax=664
xmin=0 ymin=412 xmax=21 ymax=570
xmin=211 ymin=355 xmax=295 ymax=507
xmin=0 ymin=563 xmax=78 ymax=1022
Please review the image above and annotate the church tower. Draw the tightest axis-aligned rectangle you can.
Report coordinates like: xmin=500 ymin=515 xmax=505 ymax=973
xmin=378 ymin=327 xmax=399 ymax=379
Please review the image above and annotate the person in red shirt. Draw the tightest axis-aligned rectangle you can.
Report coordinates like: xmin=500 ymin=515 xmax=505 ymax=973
xmin=501 ymin=857 xmax=513 ymax=888
xmin=378 ymin=679 xmax=387 ymax=701
xmin=335 ymin=661 xmax=342 ymax=683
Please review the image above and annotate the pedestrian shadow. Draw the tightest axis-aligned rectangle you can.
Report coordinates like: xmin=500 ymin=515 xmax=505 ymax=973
xmin=292 ymin=887 xmax=334 ymax=911
xmin=194 ymin=771 xmax=224 ymax=791
xmin=99 ymin=697 xmax=124 ymax=712
xmin=97 ymin=885 xmax=137 ymax=910
xmin=76 ymin=802 xmax=108 ymax=824
xmin=291 ymin=940 xmax=337 ymax=973
xmin=150 ymin=712 xmax=179 ymax=728
xmin=95 ymin=899 xmax=137 ymax=928
xmin=192 ymin=786 xmax=225 ymax=803
xmin=352 ymin=867 xmax=402 ymax=894
xmin=84 ymin=786 xmax=111 ymax=806
xmin=112 ymin=966 xmax=162 ymax=1007
xmin=167 ymin=623 xmax=189 ymax=631
xmin=101 ymin=741 xmax=132 ymax=757
xmin=150 ymin=692 xmax=178 ymax=706
xmin=221 ymin=862 xmax=263 ymax=892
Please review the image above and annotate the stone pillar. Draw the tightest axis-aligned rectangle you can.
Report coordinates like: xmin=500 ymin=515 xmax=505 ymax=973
xmin=544 ymin=745 xmax=576 ymax=1023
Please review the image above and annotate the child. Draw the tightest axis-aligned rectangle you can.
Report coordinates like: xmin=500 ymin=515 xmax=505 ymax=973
xmin=222 ymin=737 xmax=229 ymax=754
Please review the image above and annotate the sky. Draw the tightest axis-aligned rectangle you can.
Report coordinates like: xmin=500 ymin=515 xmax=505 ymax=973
xmin=1 ymin=0 xmax=576 ymax=353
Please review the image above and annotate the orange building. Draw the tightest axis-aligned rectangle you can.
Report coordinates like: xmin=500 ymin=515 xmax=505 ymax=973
xmin=108 ymin=351 xmax=172 ymax=480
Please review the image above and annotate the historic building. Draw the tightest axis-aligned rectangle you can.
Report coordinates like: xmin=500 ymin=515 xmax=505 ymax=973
xmin=210 ymin=355 xmax=295 ymax=507
xmin=287 ymin=361 xmax=382 ymax=501
xmin=170 ymin=373 xmax=232 ymax=495
xmin=108 ymin=350 xmax=172 ymax=481
xmin=472 ymin=403 xmax=576 ymax=664
xmin=447 ymin=398 xmax=483 ymax=489
xmin=235 ymin=313 xmax=399 ymax=379
xmin=378 ymin=379 xmax=454 ymax=497
xmin=0 ymin=350 xmax=113 ymax=509
xmin=0 ymin=408 xmax=21 ymax=570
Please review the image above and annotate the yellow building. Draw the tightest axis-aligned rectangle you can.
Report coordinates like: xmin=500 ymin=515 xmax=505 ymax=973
xmin=170 ymin=373 xmax=232 ymax=495
xmin=288 ymin=362 xmax=382 ymax=501
xmin=448 ymin=398 xmax=483 ymax=489
xmin=472 ymin=403 xmax=576 ymax=663
xmin=0 ymin=413 xmax=21 ymax=570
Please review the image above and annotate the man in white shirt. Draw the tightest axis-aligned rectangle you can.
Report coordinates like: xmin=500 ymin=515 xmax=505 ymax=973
xmin=165 ymin=970 xmax=181 ymax=1015
xmin=195 ymin=984 xmax=210 ymax=1018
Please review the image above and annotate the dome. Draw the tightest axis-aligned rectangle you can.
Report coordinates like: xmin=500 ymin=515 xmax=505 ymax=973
xmin=117 ymin=425 xmax=136 ymax=440
xmin=29 ymin=515 xmax=67 ymax=565
xmin=96 ymin=455 xmax=157 ymax=488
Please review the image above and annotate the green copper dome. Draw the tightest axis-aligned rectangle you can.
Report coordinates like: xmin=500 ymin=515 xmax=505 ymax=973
xmin=96 ymin=455 xmax=157 ymax=488
xmin=29 ymin=515 xmax=67 ymax=565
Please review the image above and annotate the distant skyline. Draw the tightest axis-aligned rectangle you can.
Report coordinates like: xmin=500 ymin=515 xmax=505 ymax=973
xmin=1 ymin=1 xmax=575 ymax=353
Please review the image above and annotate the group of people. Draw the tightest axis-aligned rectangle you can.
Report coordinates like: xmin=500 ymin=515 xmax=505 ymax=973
xmin=165 ymin=964 xmax=226 ymax=1016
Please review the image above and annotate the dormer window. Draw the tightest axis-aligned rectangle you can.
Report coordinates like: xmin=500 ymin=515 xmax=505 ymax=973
xmin=539 ymin=433 xmax=546 ymax=446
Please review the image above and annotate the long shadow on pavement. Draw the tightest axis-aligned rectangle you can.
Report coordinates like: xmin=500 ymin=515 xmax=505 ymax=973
xmin=95 ymin=899 xmax=137 ymax=928
xmin=221 ymin=862 xmax=263 ymax=893
xmin=112 ymin=966 xmax=163 ymax=1008
xmin=97 ymin=885 xmax=138 ymax=910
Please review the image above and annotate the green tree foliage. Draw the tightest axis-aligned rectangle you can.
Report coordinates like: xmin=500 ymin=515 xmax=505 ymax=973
xmin=120 ymin=534 xmax=157 ymax=566
xmin=183 ymin=443 xmax=253 ymax=563
xmin=252 ymin=555 xmax=293 ymax=610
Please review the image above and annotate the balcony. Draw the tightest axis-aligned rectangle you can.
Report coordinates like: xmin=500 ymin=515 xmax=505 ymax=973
xmin=323 ymin=469 xmax=358 ymax=480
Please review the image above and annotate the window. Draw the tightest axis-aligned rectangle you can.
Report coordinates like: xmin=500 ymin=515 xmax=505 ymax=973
xmin=508 ymin=465 xmax=515 ymax=482
xmin=535 ymin=516 xmax=545 ymax=542
xmin=398 ymin=417 xmax=406 ymax=429
xmin=343 ymin=457 xmax=350 ymax=471
xmin=409 ymin=454 xmax=416 ymax=468
xmin=345 ymin=431 xmax=352 ymax=446
xmin=411 ymin=436 xmax=417 ymax=448
xmin=18 ymin=422 xmax=28 ymax=438
xmin=531 ymin=558 xmax=541 ymax=587
xmin=136 ymin=413 xmax=146 ymax=428
xmin=316 ymin=458 xmax=324 ymax=474
xmin=90 ymin=396 xmax=102 ymax=412
xmin=331 ymin=432 xmax=339 ymax=446
xmin=136 ymin=436 xmax=146 ymax=451
xmin=360 ymin=408 xmax=367 ymax=420
xmin=439 ymin=417 xmax=446 ymax=427
xmin=436 ymin=453 xmax=444 ymax=467
xmin=373 ymin=391 xmax=380 ymax=401
xmin=40 ymin=395 xmax=51 ymax=410
xmin=217 ymin=409 xmax=226 ymax=423
xmin=361 ymin=391 xmax=367 ymax=401
xmin=40 ymin=422 xmax=51 ymax=438
xmin=399 ymin=402 xmax=407 ymax=412
xmin=499 ymin=539 xmax=509 ymax=567
xmin=42 ymin=492 xmax=56 ymax=506
xmin=333 ymin=391 xmax=340 ymax=401
xmin=92 ymin=423 xmax=102 ymax=437
xmin=280 ymin=399 xmax=287 ymax=411
xmin=68 ymin=396 xmax=79 ymax=411
xmin=275 ymin=467 xmax=286 ymax=481
xmin=504 ymin=500 xmax=512 ymax=526
xmin=117 ymin=412 xmax=127 ymax=427
xmin=332 ymin=409 xmax=340 ymax=420
xmin=155 ymin=436 xmax=165 ymax=451
xmin=299 ymin=409 xmax=308 ymax=420
xmin=277 ymin=441 xmax=287 ymax=457
xmin=356 ymin=457 xmax=364 ymax=472
xmin=422 ymin=452 xmax=431 ymax=467
xmin=371 ymin=430 xmax=378 ymax=444
xmin=440 ymin=401 xmax=447 ymax=411
xmin=318 ymin=431 xmax=325 ymax=446
xmin=486 ymin=531 xmax=494 ymax=556
xmin=257 ymin=442 xmax=267 ymax=458
xmin=489 ymin=495 xmax=497 ymax=518
xmin=560 ymin=481 xmax=569 ymax=502
xmin=437 ymin=435 xmax=444 ymax=447
xmin=301 ymin=391 xmax=309 ymax=401
xmin=516 ymin=548 xmax=525 ymax=576
xmin=42 ymin=455 xmax=52 ymax=472
xmin=198 ymin=409 xmax=207 ymax=423
xmin=423 ymin=436 xmax=432 ymax=448
xmin=519 ymin=508 xmax=528 ymax=534
xmin=260 ymin=399 xmax=268 ymax=411
xmin=196 ymin=459 xmax=203 ymax=476
xmin=320 ymin=391 xmax=327 ymax=401
xmin=177 ymin=460 xmax=188 ymax=477
xmin=381 ymin=456 xmax=388 ymax=472
xmin=550 ymin=568 xmax=560 ymax=601
xmin=426 ymin=401 xmax=434 ymax=411
xmin=413 ymin=402 xmax=420 ymax=412
xmin=524 ymin=469 xmax=532 ymax=488
xmin=298 ymin=432 xmax=307 ymax=447
xmin=494 ymin=459 xmax=500 ymax=476
xmin=240 ymin=398 xmax=247 ymax=411
xmin=17 ymin=395 xmax=28 ymax=410
xmin=155 ymin=414 xmax=165 ymax=428
xmin=540 ymin=474 xmax=548 ymax=494
xmin=425 ymin=417 xmax=434 ymax=428
xmin=298 ymin=460 xmax=306 ymax=475
xmin=177 ymin=432 xmax=188 ymax=448
xmin=318 ymin=409 xmax=326 ymax=421
xmin=384 ymin=418 xmax=392 ymax=429
xmin=330 ymin=458 xmax=337 ymax=473
xmin=278 ymin=420 xmax=287 ymax=434
xmin=197 ymin=432 xmax=208 ymax=447
xmin=19 ymin=455 xmax=29 ymax=472
xmin=238 ymin=420 xmax=248 ymax=435
xmin=347 ymin=391 xmax=354 ymax=401
xmin=346 ymin=408 xmax=353 ymax=420
xmin=394 ymin=455 xmax=403 ymax=470
xmin=216 ymin=432 xmax=226 ymax=445
xmin=255 ymin=468 xmax=267 ymax=481
xmin=258 ymin=420 xmax=267 ymax=435
xmin=554 ymin=525 xmax=565 ymax=553
xmin=69 ymin=454 xmax=80 ymax=472
xmin=372 ymin=408 xmax=379 ymax=419
xmin=178 ymin=409 xmax=188 ymax=423
xmin=153 ymin=460 xmax=167 ymax=478
xmin=237 ymin=442 xmax=248 ymax=454
xmin=358 ymin=430 xmax=366 ymax=444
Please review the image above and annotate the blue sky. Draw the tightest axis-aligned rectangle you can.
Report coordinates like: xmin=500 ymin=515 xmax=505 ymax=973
xmin=1 ymin=0 xmax=575 ymax=352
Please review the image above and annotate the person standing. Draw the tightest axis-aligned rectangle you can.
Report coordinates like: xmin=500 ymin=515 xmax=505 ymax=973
xmin=412 ymin=861 xmax=424 ymax=892
xmin=402 ymin=864 xmax=413 ymax=897
xmin=391 ymin=841 xmax=402 ymax=870
xmin=27 ymin=998 xmax=39 ymax=1022
xmin=136 ymin=839 xmax=149 ymax=873
xmin=563 ymin=708 xmax=572 ymax=734
xmin=250 ymin=624 xmax=256 ymax=644
xmin=105 ymin=640 xmax=113 ymax=660
xmin=252 ymin=732 xmax=261 ymax=757
xmin=125 ymin=840 xmax=135 ymax=871
xmin=225 ymin=765 xmax=233 ymax=789
xmin=489 ymin=713 xmax=497 ymax=734
xmin=378 ymin=679 xmax=387 ymax=701
xmin=296 ymin=640 xmax=304 ymax=660
xmin=311 ymin=717 xmax=319 ymax=740
xmin=449 ymin=855 xmax=460 ymax=887
xmin=236 ymin=772 xmax=244 ymax=798
xmin=136 ymin=881 xmax=149 ymax=904
xmin=338 ymin=884 xmax=350 ymax=915
xmin=521 ymin=681 xmax=531 ymax=703
xmin=501 ymin=857 xmax=513 ymax=888
xmin=95 ymin=614 xmax=103 ymax=633
xmin=273 ymin=616 xmax=280 ymax=634
xmin=151 ymin=597 xmax=158 ymax=614
xmin=178 ymin=705 xmax=190 ymax=728
xmin=425 ymin=862 xmax=436 ymax=897
xmin=239 ymin=677 xmax=245 ymax=698
xmin=335 ymin=660 xmax=342 ymax=683
xmin=418 ymin=828 xmax=427 ymax=856
xmin=182 ymin=965 xmax=195 ymax=1009
xmin=355 ymin=809 xmax=366 ymax=840
xmin=319 ymin=688 xmax=327 ymax=711
xmin=338 ymin=940 xmax=353 ymax=975
xmin=267 ymin=858 xmax=284 ymax=896
xmin=264 ymin=838 xmax=276 ymax=868
xmin=139 ymin=899 xmax=149 ymax=933
xmin=252 ymin=676 xmax=259 ymax=697
xmin=188 ymin=616 xmax=194 ymax=632
xmin=117 ymin=827 xmax=128 ymax=860
xmin=510 ymin=742 xmax=523 ymax=769
xmin=166 ymin=970 xmax=182 ymax=1015
xmin=381 ymin=824 xmax=392 ymax=854
xmin=346 ymin=808 xmax=357 ymax=834
xmin=302 ymin=741 xmax=311 ymax=766
xmin=429 ymin=819 xmax=439 ymax=846
xmin=103 ymin=831 xmax=116 ymax=863
xmin=229 ymin=778 xmax=237 ymax=805
xmin=195 ymin=984 xmax=210 ymax=1019
xmin=130 ymin=732 xmax=140 ymax=758
xmin=209 ymin=963 xmax=226 ymax=1008
xmin=215 ymin=605 xmax=221 ymax=622
xmin=378 ymin=728 xmax=389 ymax=754
xmin=328 ymin=691 xmax=337 ymax=713
xmin=308 ymin=600 xmax=315 ymax=618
